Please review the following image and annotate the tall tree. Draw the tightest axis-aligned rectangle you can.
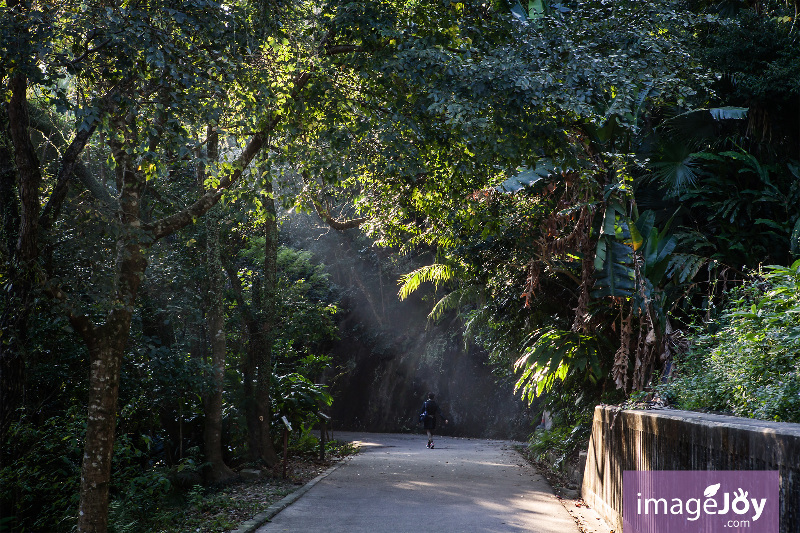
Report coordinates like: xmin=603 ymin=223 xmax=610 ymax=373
xmin=257 ymin=175 xmax=281 ymax=465
xmin=325 ymin=0 xmax=712 ymax=400
xmin=200 ymin=127 xmax=237 ymax=482
xmin=222 ymin=175 xmax=281 ymax=467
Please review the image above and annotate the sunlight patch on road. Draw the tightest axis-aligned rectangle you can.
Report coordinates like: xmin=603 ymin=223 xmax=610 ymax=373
xmin=350 ymin=440 xmax=383 ymax=448
xmin=392 ymin=480 xmax=436 ymax=490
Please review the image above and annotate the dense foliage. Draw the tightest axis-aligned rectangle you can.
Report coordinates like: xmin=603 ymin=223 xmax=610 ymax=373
xmin=387 ymin=0 xmax=800 ymax=417
xmin=662 ymin=262 xmax=800 ymax=422
xmin=1 ymin=236 xmax=339 ymax=531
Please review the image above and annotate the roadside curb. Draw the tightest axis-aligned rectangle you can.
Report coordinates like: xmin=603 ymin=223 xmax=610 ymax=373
xmin=230 ymin=457 xmax=352 ymax=533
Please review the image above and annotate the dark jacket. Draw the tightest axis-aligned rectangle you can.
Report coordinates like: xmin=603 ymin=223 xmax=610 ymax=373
xmin=420 ymin=399 xmax=441 ymax=430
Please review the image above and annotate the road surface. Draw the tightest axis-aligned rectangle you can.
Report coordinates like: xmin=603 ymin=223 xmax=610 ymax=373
xmin=255 ymin=431 xmax=581 ymax=533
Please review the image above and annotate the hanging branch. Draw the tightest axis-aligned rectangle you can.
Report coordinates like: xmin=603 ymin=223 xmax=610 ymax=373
xmin=312 ymin=200 xmax=367 ymax=230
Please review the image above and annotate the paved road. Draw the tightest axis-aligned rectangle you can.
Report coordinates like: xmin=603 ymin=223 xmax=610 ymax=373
xmin=256 ymin=432 xmax=580 ymax=533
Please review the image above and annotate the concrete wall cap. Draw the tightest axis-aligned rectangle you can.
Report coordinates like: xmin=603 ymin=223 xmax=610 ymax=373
xmin=595 ymin=405 xmax=800 ymax=437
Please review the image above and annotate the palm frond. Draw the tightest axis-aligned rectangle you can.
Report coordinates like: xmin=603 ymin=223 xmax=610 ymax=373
xmin=397 ymin=263 xmax=455 ymax=300
xmin=648 ymin=143 xmax=703 ymax=196
xmin=427 ymin=285 xmax=480 ymax=322
xmin=462 ymin=307 xmax=490 ymax=348
xmin=513 ymin=329 xmax=603 ymax=404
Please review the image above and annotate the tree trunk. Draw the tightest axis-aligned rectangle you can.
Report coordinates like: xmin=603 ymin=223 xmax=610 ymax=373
xmin=257 ymin=178 xmax=280 ymax=466
xmin=0 ymin=97 xmax=23 ymax=442
xmin=2 ymin=72 xmax=42 ymax=439
xmin=0 ymin=100 xmax=20 ymax=260
xmin=76 ymin=323 xmax=125 ymax=533
xmin=202 ymin=259 xmax=236 ymax=480
xmin=72 ymin=97 xmax=271 ymax=529
xmin=245 ymin=283 xmax=267 ymax=463
xmin=76 ymin=122 xmax=148 ymax=533
xmin=8 ymin=75 xmax=41 ymax=266
xmin=224 ymin=263 xmax=263 ymax=463
xmin=222 ymin=201 xmax=279 ymax=468
xmin=200 ymin=129 xmax=236 ymax=483
xmin=76 ymin=239 xmax=147 ymax=532
xmin=0 ymin=80 xmax=23 ymax=525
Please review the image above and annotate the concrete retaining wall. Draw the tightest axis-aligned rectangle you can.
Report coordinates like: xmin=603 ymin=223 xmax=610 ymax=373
xmin=582 ymin=406 xmax=800 ymax=532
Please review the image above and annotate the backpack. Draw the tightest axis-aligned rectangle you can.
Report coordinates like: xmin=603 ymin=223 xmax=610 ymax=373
xmin=418 ymin=400 xmax=436 ymax=424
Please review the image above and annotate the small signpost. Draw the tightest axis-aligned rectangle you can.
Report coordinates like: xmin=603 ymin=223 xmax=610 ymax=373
xmin=318 ymin=412 xmax=331 ymax=461
xmin=281 ymin=416 xmax=292 ymax=479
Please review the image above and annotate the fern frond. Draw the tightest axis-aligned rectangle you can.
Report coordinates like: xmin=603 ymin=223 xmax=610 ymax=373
xmin=397 ymin=263 xmax=455 ymax=300
xmin=427 ymin=286 xmax=479 ymax=322
xmin=513 ymin=329 xmax=603 ymax=403
xmin=463 ymin=307 xmax=489 ymax=348
xmin=666 ymin=253 xmax=711 ymax=283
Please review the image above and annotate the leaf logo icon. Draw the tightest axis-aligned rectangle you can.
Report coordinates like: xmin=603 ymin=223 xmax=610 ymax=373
xmin=704 ymin=483 xmax=721 ymax=498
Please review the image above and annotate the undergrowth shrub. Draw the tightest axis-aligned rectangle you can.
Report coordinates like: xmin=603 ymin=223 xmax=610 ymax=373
xmin=527 ymin=424 xmax=590 ymax=471
xmin=662 ymin=261 xmax=800 ymax=422
xmin=107 ymin=435 xmax=191 ymax=532
xmin=524 ymin=381 xmax=606 ymax=472
xmin=0 ymin=408 xmax=83 ymax=532
xmin=0 ymin=409 xmax=205 ymax=532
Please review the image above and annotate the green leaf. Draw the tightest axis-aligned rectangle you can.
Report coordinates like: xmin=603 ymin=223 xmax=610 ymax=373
xmin=634 ymin=210 xmax=656 ymax=245
xmin=708 ymin=107 xmax=748 ymax=120
xmin=397 ymin=263 xmax=456 ymax=300
xmin=650 ymin=144 xmax=701 ymax=194
xmin=601 ymin=200 xmax=626 ymax=236
xmin=665 ymin=253 xmax=708 ymax=283
xmin=510 ymin=0 xmax=528 ymax=22
xmin=629 ymin=222 xmax=643 ymax=252
xmin=592 ymin=236 xmax=635 ymax=298
xmin=514 ymin=330 xmax=603 ymax=402
xmin=755 ymin=218 xmax=785 ymax=231
xmin=791 ymin=218 xmax=800 ymax=257
xmin=528 ymin=0 xmax=544 ymax=17
xmin=497 ymin=159 xmax=557 ymax=193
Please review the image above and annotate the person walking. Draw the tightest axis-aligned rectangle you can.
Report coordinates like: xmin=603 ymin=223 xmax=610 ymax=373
xmin=419 ymin=393 xmax=448 ymax=448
